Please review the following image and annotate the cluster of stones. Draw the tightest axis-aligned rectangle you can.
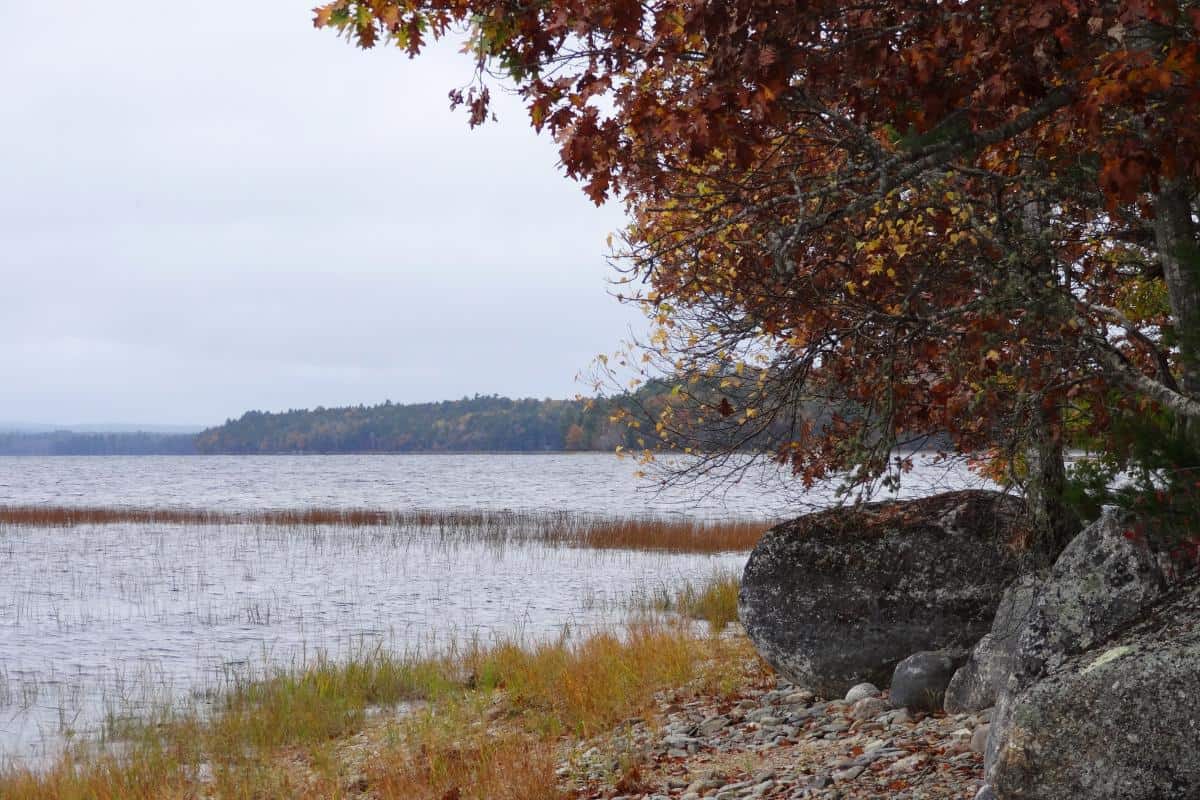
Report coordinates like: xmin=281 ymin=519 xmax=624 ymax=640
xmin=739 ymin=490 xmax=1200 ymax=800
xmin=559 ymin=675 xmax=987 ymax=799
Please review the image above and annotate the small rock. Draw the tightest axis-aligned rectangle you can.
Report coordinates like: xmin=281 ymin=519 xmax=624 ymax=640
xmin=832 ymin=765 xmax=864 ymax=782
xmin=844 ymin=682 xmax=881 ymax=704
xmin=809 ymin=773 xmax=832 ymax=789
xmin=698 ymin=715 xmax=731 ymax=735
xmin=888 ymin=753 xmax=928 ymax=773
xmin=890 ymin=650 xmax=962 ymax=711
xmin=849 ymin=696 xmax=890 ymax=720
xmin=749 ymin=779 xmax=775 ymax=795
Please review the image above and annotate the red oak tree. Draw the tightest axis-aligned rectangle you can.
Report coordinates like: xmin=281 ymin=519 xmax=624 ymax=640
xmin=317 ymin=0 xmax=1200 ymax=552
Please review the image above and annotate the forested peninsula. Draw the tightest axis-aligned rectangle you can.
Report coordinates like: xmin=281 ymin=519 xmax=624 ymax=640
xmin=193 ymin=394 xmax=642 ymax=454
xmin=193 ymin=376 xmax=841 ymax=454
xmin=0 ymin=396 xmax=638 ymax=456
xmin=1 ymin=383 xmax=825 ymax=455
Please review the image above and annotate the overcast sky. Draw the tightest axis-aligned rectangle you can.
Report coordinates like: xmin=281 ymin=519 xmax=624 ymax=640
xmin=1 ymin=1 xmax=641 ymax=427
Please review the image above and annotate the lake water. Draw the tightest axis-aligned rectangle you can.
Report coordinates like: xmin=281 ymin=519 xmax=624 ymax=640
xmin=0 ymin=452 xmax=986 ymax=517
xmin=0 ymin=453 xmax=986 ymax=767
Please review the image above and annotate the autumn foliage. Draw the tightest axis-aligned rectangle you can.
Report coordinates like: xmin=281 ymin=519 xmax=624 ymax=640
xmin=316 ymin=1 xmax=1200 ymax=548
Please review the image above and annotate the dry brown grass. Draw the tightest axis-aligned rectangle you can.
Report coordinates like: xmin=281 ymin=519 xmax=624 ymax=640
xmin=570 ymin=517 xmax=766 ymax=553
xmin=368 ymin=731 xmax=564 ymax=800
xmin=0 ymin=505 xmax=409 ymax=527
xmin=0 ymin=506 xmax=770 ymax=553
xmin=0 ymin=622 xmax=765 ymax=800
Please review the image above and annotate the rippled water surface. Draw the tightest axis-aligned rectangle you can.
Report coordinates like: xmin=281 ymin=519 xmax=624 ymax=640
xmin=0 ymin=453 xmax=985 ymax=767
xmin=0 ymin=453 xmax=984 ymax=517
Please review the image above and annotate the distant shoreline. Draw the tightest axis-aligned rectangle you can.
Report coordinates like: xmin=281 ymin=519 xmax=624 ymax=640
xmin=0 ymin=446 xmax=635 ymax=457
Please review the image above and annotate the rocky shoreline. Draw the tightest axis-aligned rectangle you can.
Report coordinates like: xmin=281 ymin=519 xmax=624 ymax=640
xmin=557 ymin=629 xmax=987 ymax=800
xmin=566 ymin=492 xmax=1200 ymax=800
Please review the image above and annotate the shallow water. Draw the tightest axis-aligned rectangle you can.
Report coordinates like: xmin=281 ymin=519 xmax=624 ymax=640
xmin=0 ymin=521 xmax=746 ymax=766
xmin=0 ymin=453 xmax=988 ymax=767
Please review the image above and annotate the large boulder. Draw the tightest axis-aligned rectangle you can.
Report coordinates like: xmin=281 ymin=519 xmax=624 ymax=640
xmin=985 ymin=509 xmax=1168 ymax=780
xmin=944 ymin=573 xmax=1040 ymax=713
xmin=988 ymin=579 xmax=1200 ymax=799
xmin=738 ymin=490 xmax=1026 ymax=697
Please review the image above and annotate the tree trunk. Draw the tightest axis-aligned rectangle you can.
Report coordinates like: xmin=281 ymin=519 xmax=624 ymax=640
xmin=1154 ymin=180 xmax=1200 ymax=399
xmin=1017 ymin=167 xmax=1077 ymax=558
xmin=1025 ymin=405 xmax=1076 ymax=560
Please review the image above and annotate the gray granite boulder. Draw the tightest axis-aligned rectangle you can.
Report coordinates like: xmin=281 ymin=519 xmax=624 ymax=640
xmin=985 ymin=509 xmax=1168 ymax=781
xmin=1010 ymin=508 xmax=1166 ymax=680
xmin=738 ymin=490 xmax=1025 ymax=697
xmin=890 ymin=650 xmax=964 ymax=711
xmin=944 ymin=573 xmax=1040 ymax=713
xmin=988 ymin=579 xmax=1200 ymax=799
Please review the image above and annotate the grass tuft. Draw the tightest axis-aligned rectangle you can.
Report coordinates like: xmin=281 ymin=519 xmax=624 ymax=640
xmin=632 ymin=569 xmax=743 ymax=632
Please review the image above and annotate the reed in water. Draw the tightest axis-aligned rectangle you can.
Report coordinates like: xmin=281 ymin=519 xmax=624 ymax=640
xmin=0 ymin=505 xmax=770 ymax=553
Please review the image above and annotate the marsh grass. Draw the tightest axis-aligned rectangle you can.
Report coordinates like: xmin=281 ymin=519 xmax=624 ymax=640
xmin=0 ymin=621 xmax=764 ymax=800
xmin=0 ymin=506 xmax=769 ymax=554
xmin=669 ymin=570 xmax=742 ymax=631
xmin=621 ymin=568 xmax=743 ymax=632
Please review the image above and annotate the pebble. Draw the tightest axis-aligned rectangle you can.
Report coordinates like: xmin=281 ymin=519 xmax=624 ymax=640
xmin=832 ymin=765 xmax=864 ymax=782
xmin=849 ymin=696 xmax=890 ymax=720
xmin=555 ymin=669 xmax=984 ymax=799
xmin=888 ymin=753 xmax=928 ymax=773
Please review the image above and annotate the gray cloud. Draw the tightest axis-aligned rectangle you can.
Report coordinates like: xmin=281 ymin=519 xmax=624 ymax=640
xmin=1 ymin=0 xmax=639 ymax=426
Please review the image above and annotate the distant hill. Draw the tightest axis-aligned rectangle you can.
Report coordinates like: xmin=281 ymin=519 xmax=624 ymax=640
xmin=195 ymin=394 xmax=645 ymax=454
xmin=0 ymin=430 xmax=197 ymax=456
xmin=0 ymin=422 xmax=203 ymax=434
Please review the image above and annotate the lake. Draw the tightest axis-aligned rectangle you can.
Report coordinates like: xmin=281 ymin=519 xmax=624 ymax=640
xmin=0 ymin=453 xmax=986 ymax=767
